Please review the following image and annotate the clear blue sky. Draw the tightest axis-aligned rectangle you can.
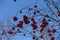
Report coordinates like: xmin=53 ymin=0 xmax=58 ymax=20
xmin=0 ymin=0 xmax=60 ymax=40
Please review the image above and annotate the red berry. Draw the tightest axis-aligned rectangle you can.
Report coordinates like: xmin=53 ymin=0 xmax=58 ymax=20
xmin=24 ymin=19 xmax=30 ymax=24
xmin=13 ymin=16 xmax=18 ymax=21
xmin=58 ymin=13 xmax=60 ymax=16
xmin=52 ymin=29 xmax=56 ymax=33
xmin=48 ymin=33 xmax=52 ymax=37
xmin=47 ymin=29 xmax=51 ymax=33
xmin=17 ymin=21 xmax=23 ymax=28
xmin=50 ymin=37 xmax=55 ymax=40
xmin=40 ymin=24 xmax=46 ymax=28
xmin=8 ymin=30 xmax=14 ymax=34
xmin=23 ymin=15 xmax=30 ymax=24
xmin=42 ymin=20 xmax=48 ymax=25
xmin=23 ymin=15 xmax=28 ymax=19
xmin=40 ymin=28 xmax=44 ymax=32
xmin=40 ymin=18 xmax=48 ymax=29
xmin=31 ymin=23 xmax=37 ymax=30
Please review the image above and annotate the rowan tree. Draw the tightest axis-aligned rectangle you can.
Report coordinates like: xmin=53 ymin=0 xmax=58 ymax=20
xmin=0 ymin=0 xmax=60 ymax=40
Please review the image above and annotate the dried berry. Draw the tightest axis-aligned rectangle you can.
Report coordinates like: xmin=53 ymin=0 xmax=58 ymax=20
xmin=23 ymin=15 xmax=28 ymax=19
xmin=23 ymin=15 xmax=30 ymax=24
xmin=40 ymin=24 xmax=46 ymax=28
xmin=31 ymin=23 xmax=37 ymax=30
xmin=40 ymin=28 xmax=44 ymax=32
xmin=52 ymin=29 xmax=56 ymax=33
xmin=50 ymin=37 xmax=55 ymax=40
xmin=8 ymin=30 xmax=14 ymax=34
xmin=24 ymin=19 xmax=30 ymax=24
xmin=13 ymin=16 xmax=18 ymax=21
xmin=47 ymin=29 xmax=51 ymax=33
xmin=42 ymin=20 xmax=48 ymax=25
xmin=17 ymin=21 xmax=23 ymax=28
xmin=48 ymin=33 xmax=52 ymax=37
xmin=58 ymin=13 xmax=60 ymax=16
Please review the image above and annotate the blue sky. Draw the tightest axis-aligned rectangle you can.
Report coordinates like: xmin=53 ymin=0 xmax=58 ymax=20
xmin=0 ymin=0 xmax=38 ymax=40
xmin=0 ymin=0 xmax=60 ymax=40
